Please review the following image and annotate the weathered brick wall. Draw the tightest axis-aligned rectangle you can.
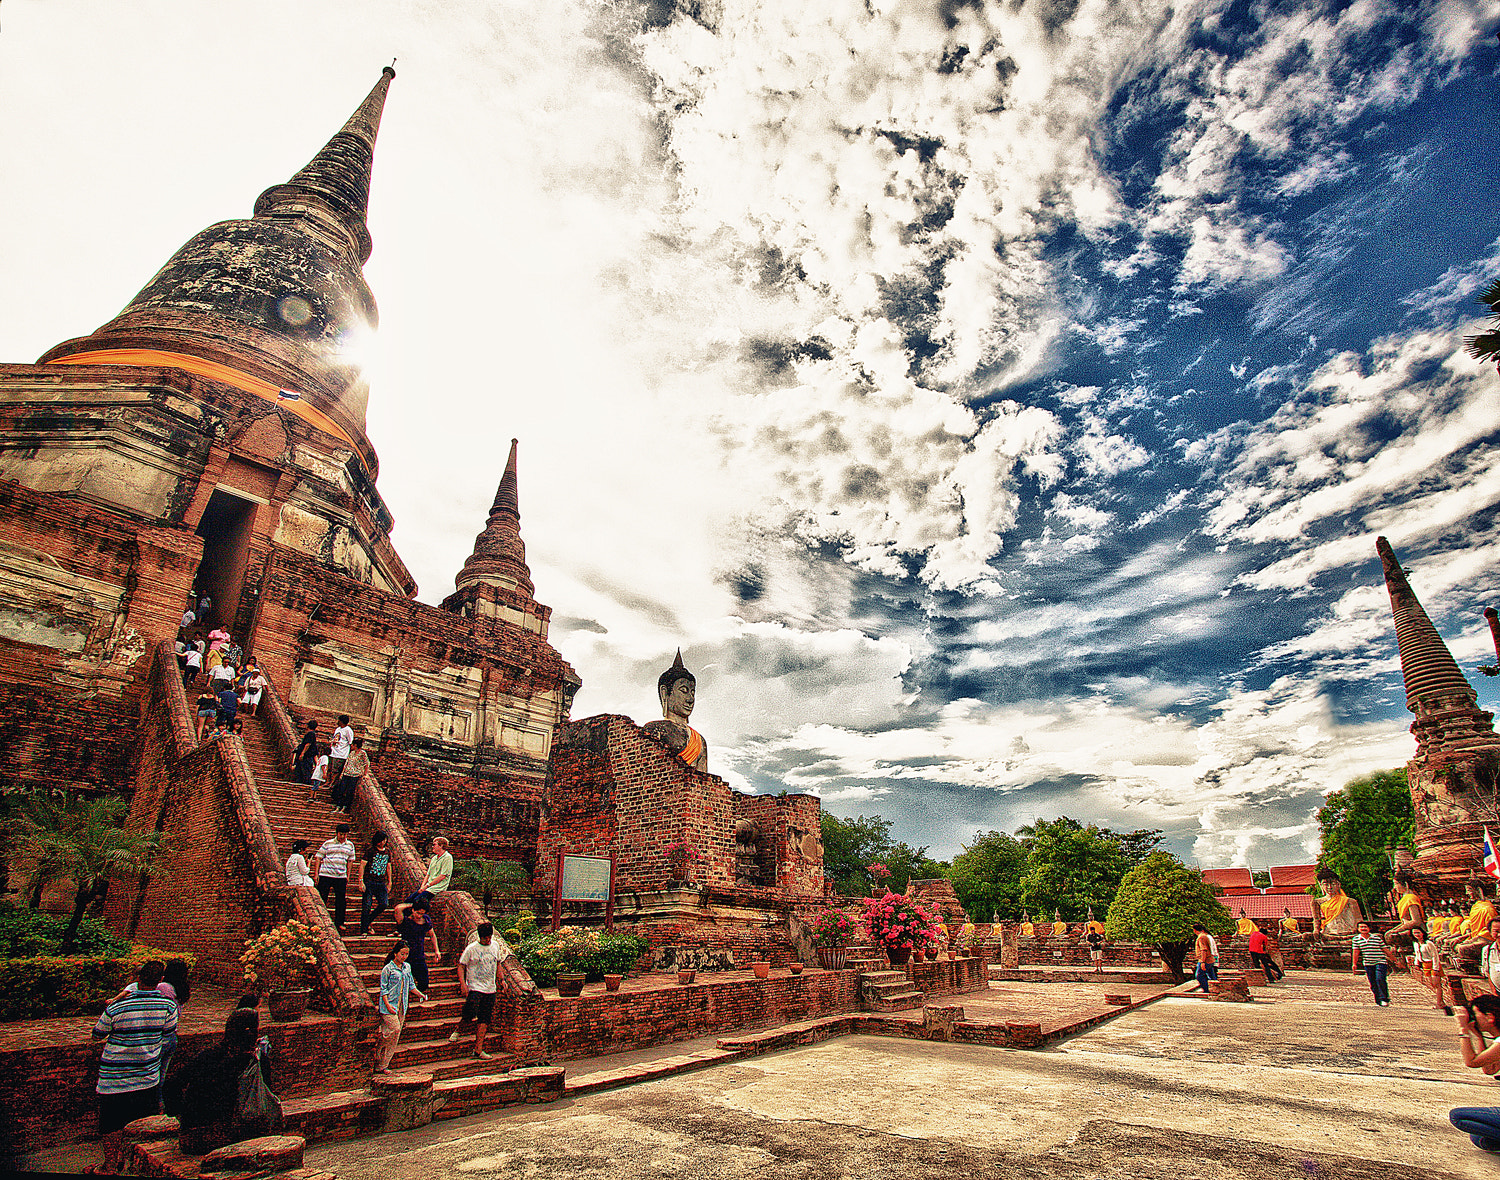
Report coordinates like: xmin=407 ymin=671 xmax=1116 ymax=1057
xmin=0 ymin=1014 xmax=368 ymax=1161
xmin=613 ymin=920 xmax=800 ymax=969
xmin=542 ymin=716 xmax=824 ymax=900
xmin=535 ymin=971 xmax=860 ymax=1060
xmin=0 ymin=479 xmax=201 ymax=794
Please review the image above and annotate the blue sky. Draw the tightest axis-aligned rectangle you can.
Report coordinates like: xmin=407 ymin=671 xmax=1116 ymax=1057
xmin=3 ymin=0 xmax=1499 ymax=866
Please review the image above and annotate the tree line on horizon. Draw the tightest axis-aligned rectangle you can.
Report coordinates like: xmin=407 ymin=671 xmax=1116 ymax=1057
xmin=822 ymin=766 xmax=1416 ymax=923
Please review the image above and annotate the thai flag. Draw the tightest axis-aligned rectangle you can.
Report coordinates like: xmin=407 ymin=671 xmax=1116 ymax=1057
xmin=1484 ymin=827 xmax=1500 ymax=880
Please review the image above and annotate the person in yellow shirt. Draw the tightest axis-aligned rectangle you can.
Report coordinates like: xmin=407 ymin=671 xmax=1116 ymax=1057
xmin=1236 ymin=909 xmax=1256 ymax=937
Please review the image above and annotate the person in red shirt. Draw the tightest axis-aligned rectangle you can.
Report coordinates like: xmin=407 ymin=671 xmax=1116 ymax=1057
xmin=1248 ymin=923 xmax=1284 ymax=982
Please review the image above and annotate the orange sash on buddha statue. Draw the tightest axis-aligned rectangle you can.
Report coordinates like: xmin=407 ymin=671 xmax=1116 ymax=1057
xmin=680 ymin=726 xmax=705 ymax=766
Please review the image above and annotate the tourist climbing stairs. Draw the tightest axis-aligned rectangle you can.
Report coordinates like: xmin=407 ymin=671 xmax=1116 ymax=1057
xmin=236 ymin=712 xmax=520 ymax=1081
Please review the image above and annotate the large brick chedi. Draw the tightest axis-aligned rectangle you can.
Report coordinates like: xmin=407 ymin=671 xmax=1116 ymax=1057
xmin=0 ymin=68 xmax=575 ymax=896
xmin=1377 ymin=537 xmax=1500 ymax=893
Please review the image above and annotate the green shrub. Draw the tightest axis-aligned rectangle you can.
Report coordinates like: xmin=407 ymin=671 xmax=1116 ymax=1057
xmin=0 ymin=904 xmax=131 ymax=958
xmin=0 ymin=945 xmax=195 ymax=1021
xmin=514 ymin=929 xmax=649 ymax=987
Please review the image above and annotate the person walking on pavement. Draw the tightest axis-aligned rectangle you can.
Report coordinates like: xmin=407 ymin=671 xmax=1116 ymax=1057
xmin=1352 ymin=920 xmax=1391 ymax=1005
xmin=1248 ymin=923 xmax=1284 ymax=982
xmin=313 ymin=823 xmax=357 ymax=933
xmin=1189 ymin=922 xmax=1214 ymax=992
xmin=375 ymin=941 xmax=426 ymax=1074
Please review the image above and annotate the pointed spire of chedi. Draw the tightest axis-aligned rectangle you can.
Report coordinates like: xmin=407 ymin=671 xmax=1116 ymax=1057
xmin=1377 ymin=536 xmax=1499 ymax=758
xmin=453 ymin=439 xmax=534 ymax=598
xmin=40 ymin=67 xmax=397 ymax=478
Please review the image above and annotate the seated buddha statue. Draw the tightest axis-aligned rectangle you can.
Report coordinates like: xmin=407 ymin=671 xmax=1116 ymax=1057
xmin=1279 ymin=908 xmax=1301 ymax=938
xmin=1020 ymin=912 xmax=1035 ymax=937
xmin=1454 ymin=883 xmax=1498 ymax=970
xmin=1236 ymin=909 xmax=1256 ymax=937
xmin=1052 ymin=910 xmax=1068 ymax=938
xmin=642 ymin=650 xmax=708 ymax=771
xmin=1315 ymin=872 xmax=1362 ymax=938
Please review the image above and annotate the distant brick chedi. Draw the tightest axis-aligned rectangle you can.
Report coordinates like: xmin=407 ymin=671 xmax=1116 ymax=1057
xmin=0 ymin=67 xmax=823 ymax=954
xmin=1377 ymin=536 xmax=1500 ymax=897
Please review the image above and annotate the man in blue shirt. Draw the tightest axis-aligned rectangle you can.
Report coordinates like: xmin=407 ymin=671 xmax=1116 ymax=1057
xmin=93 ymin=960 xmax=178 ymax=1172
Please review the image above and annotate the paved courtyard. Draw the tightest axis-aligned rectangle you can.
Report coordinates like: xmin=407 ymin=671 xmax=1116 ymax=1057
xmin=309 ymin=970 xmax=1497 ymax=1179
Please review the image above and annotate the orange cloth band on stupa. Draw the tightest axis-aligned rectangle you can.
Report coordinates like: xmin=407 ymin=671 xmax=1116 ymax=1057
xmin=680 ymin=727 xmax=704 ymax=766
xmin=47 ymin=349 xmax=359 ymax=453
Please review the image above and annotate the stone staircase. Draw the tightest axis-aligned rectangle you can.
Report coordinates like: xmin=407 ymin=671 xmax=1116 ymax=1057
xmin=237 ymin=713 xmax=520 ymax=1082
xmin=842 ymin=942 xmax=924 ymax=1012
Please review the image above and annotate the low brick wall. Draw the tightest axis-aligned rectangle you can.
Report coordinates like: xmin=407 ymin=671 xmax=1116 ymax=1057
xmin=535 ymin=971 xmax=861 ymax=1060
xmin=2 ymin=1014 xmax=368 ymax=1162
xmin=905 ymin=956 xmax=987 ymax=996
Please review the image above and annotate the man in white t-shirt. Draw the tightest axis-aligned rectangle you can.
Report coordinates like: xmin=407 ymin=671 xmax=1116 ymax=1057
xmin=313 ymin=823 xmax=356 ymax=933
xmin=329 ymin=714 xmax=354 ymax=782
xmin=180 ymin=608 xmax=195 ymax=629
xmin=183 ymin=646 xmax=202 ymax=685
xmin=450 ymin=923 xmax=503 ymax=1059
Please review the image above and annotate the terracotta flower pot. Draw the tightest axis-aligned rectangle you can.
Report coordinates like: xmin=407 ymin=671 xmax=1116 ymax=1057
xmin=947 ymin=950 xmax=957 ymax=961
xmin=603 ymin=974 xmax=623 ymax=992
xmin=887 ymin=946 xmax=911 ymax=966
xmin=752 ymin=961 xmax=771 ymax=979
xmin=913 ymin=949 xmax=926 ymax=963
xmin=816 ymin=947 xmax=847 ymax=970
xmin=678 ymin=969 xmax=696 ymax=985
xmin=556 ymin=972 xmax=586 ymax=997
xmin=266 ymin=989 xmax=310 ymax=1022
xmin=789 ymin=962 xmax=803 ymax=975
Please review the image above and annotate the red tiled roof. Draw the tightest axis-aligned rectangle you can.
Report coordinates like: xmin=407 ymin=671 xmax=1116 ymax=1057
xmin=1268 ymin=864 xmax=1318 ymax=888
xmin=1231 ymin=894 xmax=1315 ymax=920
xmin=1202 ymin=868 xmax=1254 ymax=892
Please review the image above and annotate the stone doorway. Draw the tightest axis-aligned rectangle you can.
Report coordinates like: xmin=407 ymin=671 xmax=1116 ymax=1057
xmin=192 ymin=489 xmax=258 ymax=632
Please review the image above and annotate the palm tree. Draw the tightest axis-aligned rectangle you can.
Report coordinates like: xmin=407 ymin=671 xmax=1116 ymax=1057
xmin=452 ymin=858 xmax=529 ymax=918
xmin=6 ymin=793 xmax=166 ymax=953
xmin=1465 ymin=279 xmax=1500 ymax=370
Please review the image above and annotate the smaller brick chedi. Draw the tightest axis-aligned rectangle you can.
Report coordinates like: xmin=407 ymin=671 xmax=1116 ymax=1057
xmin=1377 ymin=536 xmax=1500 ymax=894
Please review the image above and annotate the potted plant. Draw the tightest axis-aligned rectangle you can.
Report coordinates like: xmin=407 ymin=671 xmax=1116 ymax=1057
xmin=665 ymin=840 xmax=703 ymax=885
xmin=788 ymin=962 xmax=803 ymax=975
xmin=677 ymin=968 xmax=696 ymax=984
xmin=603 ymin=974 xmax=623 ymax=992
xmin=806 ymin=905 xmax=855 ymax=970
xmin=541 ymin=926 xmax=601 ymax=997
xmin=241 ymin=920 xmax=320 ymax=1021
xmin=862 ymin=891 xmax=940 ymax=969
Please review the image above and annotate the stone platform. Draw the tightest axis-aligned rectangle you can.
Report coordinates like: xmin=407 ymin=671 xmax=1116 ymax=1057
xmin=303 ymin=969 xmax=1495 ymax=1180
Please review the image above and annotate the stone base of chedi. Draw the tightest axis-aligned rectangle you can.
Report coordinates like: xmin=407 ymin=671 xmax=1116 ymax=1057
xmin=1377 ymin=537 xmax=1500 ymax=898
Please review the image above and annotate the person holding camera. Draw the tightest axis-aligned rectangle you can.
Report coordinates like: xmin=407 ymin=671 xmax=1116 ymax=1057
xmin=1448 ymin=993 xmax=1500 ymax=1154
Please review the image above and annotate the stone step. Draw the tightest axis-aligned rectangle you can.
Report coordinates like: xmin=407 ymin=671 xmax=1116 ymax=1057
xmin=859 ymin=970 xmax=908 ymax=982
xmin=866 ymin=991 xmax=923 ymax=1011
xmin=388 ymin=1035 xmax=503 ymax=1069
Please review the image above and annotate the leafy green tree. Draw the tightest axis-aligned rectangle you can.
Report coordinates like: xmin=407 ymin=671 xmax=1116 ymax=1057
xmin=1106 ymin=851 xmax=1233 ymax=980
xmin=1316 ymin=768 xmax=1413 ymax=915
xmin=5 ymin=793 xmax=166 ymax=953
xmin=453 ymin=858 xmax=530 ymax=918
xmin=819 ymin=813 xmax=945 ymax=895
xmin=1015 ymin=817 xmax=1162 ymax=920
xmin=949 ymin=830 xmax=1027 ymax=921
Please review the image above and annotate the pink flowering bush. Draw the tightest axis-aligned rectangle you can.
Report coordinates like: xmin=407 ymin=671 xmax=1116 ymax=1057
xmin=664 ymin=841 xmax=702 ymax=863
xmin=807 ymin=905 xmax=857 ymax=948
xmin=862 ymin=891 xmax=941 ymax=955
xmin=867 ymin=862 xmax=892 ymax=882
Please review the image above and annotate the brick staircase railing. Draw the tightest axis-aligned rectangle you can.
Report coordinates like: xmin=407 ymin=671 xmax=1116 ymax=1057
xmin=139 ymin=642 xmax=372 ymax=1018
xmin=258 ymin=677 xmax=539 ymax=1001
